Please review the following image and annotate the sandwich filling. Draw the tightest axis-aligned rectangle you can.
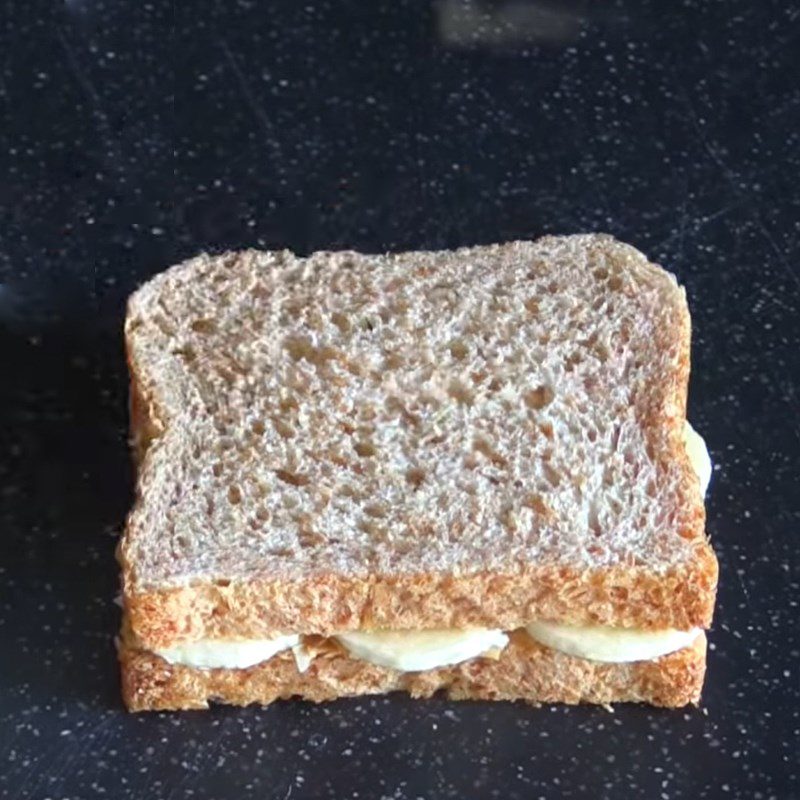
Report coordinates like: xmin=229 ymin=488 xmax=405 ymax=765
xmin=153 ymin=635 xmax=301 ymax=670
xmin=153 ymin=624 xmax=702 ymax=673
xmin=334 ymin=629 xmax=509 ymax=671
xmin=150 ymin=425 xmax=710 ymax=675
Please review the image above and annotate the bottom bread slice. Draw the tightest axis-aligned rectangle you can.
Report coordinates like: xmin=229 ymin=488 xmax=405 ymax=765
xmin=120 ymin=630 xmax=707 ymax=711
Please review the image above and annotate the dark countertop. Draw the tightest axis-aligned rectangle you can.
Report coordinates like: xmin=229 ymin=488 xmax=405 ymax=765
xmin=1 ymin=2 xmax=798 ymax=798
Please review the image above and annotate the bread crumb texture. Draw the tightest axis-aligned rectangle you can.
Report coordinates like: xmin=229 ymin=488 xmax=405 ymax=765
xmin=121 ymin=235 xmax=717 ymax=645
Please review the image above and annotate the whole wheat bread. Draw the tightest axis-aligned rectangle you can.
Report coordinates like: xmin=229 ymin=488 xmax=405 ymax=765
xmin=120 ymin=235 xmax=717 ymax=650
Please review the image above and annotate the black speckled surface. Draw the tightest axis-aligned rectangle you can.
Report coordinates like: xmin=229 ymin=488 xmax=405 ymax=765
xmin=1 ymin=2 xmax=798 ymax=798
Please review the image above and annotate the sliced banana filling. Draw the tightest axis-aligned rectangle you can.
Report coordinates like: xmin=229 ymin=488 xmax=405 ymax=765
xmin=152 ymin=623 xmax=699 ymax=673
xmin=334 ymin=628 xmax=509 ymax=672
xmin=154 ymin=634 xmax=301 ymax=669
xmin=684 ymin=421 xmax=712 ymax=496
xmin=524 ymin=622 xmax=701 ymax=663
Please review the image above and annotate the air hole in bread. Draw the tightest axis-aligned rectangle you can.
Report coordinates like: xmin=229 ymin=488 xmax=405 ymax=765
xmin=487 ymin=377 xmax=503 ymax=393
xmin=384 ymin=351 xmax=404 ymax=370
xmin=314 ymin=487 xmax=332 ymax=511
xmin=539 ymin=422 xmax=554 ymax=439
xmin=524 ymin=385 xmax=554 ymax=410
xmin=212 ymin=462 xmax=223 ymax=477
xmin=588 ymin=502 xmax=601 ymax=536
xmin=474 ymin=437 xmax=508 ymax=468
xmin=153 ymin=314 xmax=176 ymax=337
xmin=470 ymin=370 xmax=487 ymax=386
xmin=339 ymin=420 xmax=356 ymax=436
xmin=172 ymin=345 xmax=196 ymax=362
xmin=359 ymin=519 xmax=387 ymax=539
xmin=405 ymin=467 xmax=426 ymax=488
xmin=500 ymin=506 xmax=517 ymax=532
xmin=251 ymin=419 xmax=266 ymax=436
xmin=278 ymin=394 xmax=299 ymax=413
xmin=449 ymin=339 xmax=469 ymax=360
xmin=358 ymin=405 xmax=378 ymax=423
xmin=543 ymin=462 xmax=561 ymax=487
xmin=608 ymin=275 xmax=623 ymax=292
xmin=523 ymin=493 xmax=550 ymax=516
xmin=330 ymin=311 xmax=350 ymax=334
xmin=284 ymin=335 xmax=313 ymax=362
xmin=298 ymin=528 xmax=326 ymax=548
xmin=565 ymin=351 xmax=581 ymax=372
xmin=447 ymin=379 xmax=474 ymax=405
xmin=275 ymin=469 xmax=310 ymax=487
xmin=285 ymin=368 xmax=310 ymax=395
xmin=272 ymin=418 xmax=295 ymax=439
xmin=354 ymin=441 xmax=377 ymax=458
xmin=214 ymin=579 xmax=231 ymax=587
xmin=190 ymin=318 xmax=216 ymax=334
xmin=364 ymin=503 xmax=388 ymax=519
xmin=294 ymin=512 xmax=320 ymax=543
xmin=524 ymin=297 xmax=539 ymax=315
xmin=593 ymin=268 xmax=609 ymax=281
xmin=525 ymin=261 xmax=545 ymax=279
xmin=227 ymin=485 xmax=242 ymax=504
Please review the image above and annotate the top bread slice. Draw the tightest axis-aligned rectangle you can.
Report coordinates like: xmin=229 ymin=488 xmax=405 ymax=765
xmin=120 ymin=235 xmax=717 ymax=650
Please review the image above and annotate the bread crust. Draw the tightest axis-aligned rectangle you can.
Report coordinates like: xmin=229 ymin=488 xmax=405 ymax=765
xmin=122 ymin=556 xmax=717 ymax=650
xmin=120 ymin=630 xmax=707 ymax=711
xmin=120 ymin=236 xmax=718 ymax=651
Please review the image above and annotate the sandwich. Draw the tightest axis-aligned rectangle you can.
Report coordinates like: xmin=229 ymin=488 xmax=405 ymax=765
xmin=117 ymin=234 xmax=717 ymax=711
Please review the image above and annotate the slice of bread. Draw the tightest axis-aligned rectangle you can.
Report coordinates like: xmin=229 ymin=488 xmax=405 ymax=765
xmin=120 ymin=235 xmax=717 ymax=650
xmin=119 ymin=630 xmax=707 ymax=711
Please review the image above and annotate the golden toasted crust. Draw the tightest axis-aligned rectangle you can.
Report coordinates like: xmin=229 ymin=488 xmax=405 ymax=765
xmin=120 ymin=630 xmax=707 ymax=711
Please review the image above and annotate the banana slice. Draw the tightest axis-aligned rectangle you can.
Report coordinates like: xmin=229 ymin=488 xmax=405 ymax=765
xmin=336 ymin=628 xmax=509 ymax=672
xmin=526 ymin=620 xmax=700 ymax=663
xmin=154 ymin=634 xmax=300 ymax=669
xmin=684 ymin=421 xmax=712 ymax=496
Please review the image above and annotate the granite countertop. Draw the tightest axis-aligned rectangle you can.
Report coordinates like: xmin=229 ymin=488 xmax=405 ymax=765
xmin=1 ymin=1 xmax=798 ymax=798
